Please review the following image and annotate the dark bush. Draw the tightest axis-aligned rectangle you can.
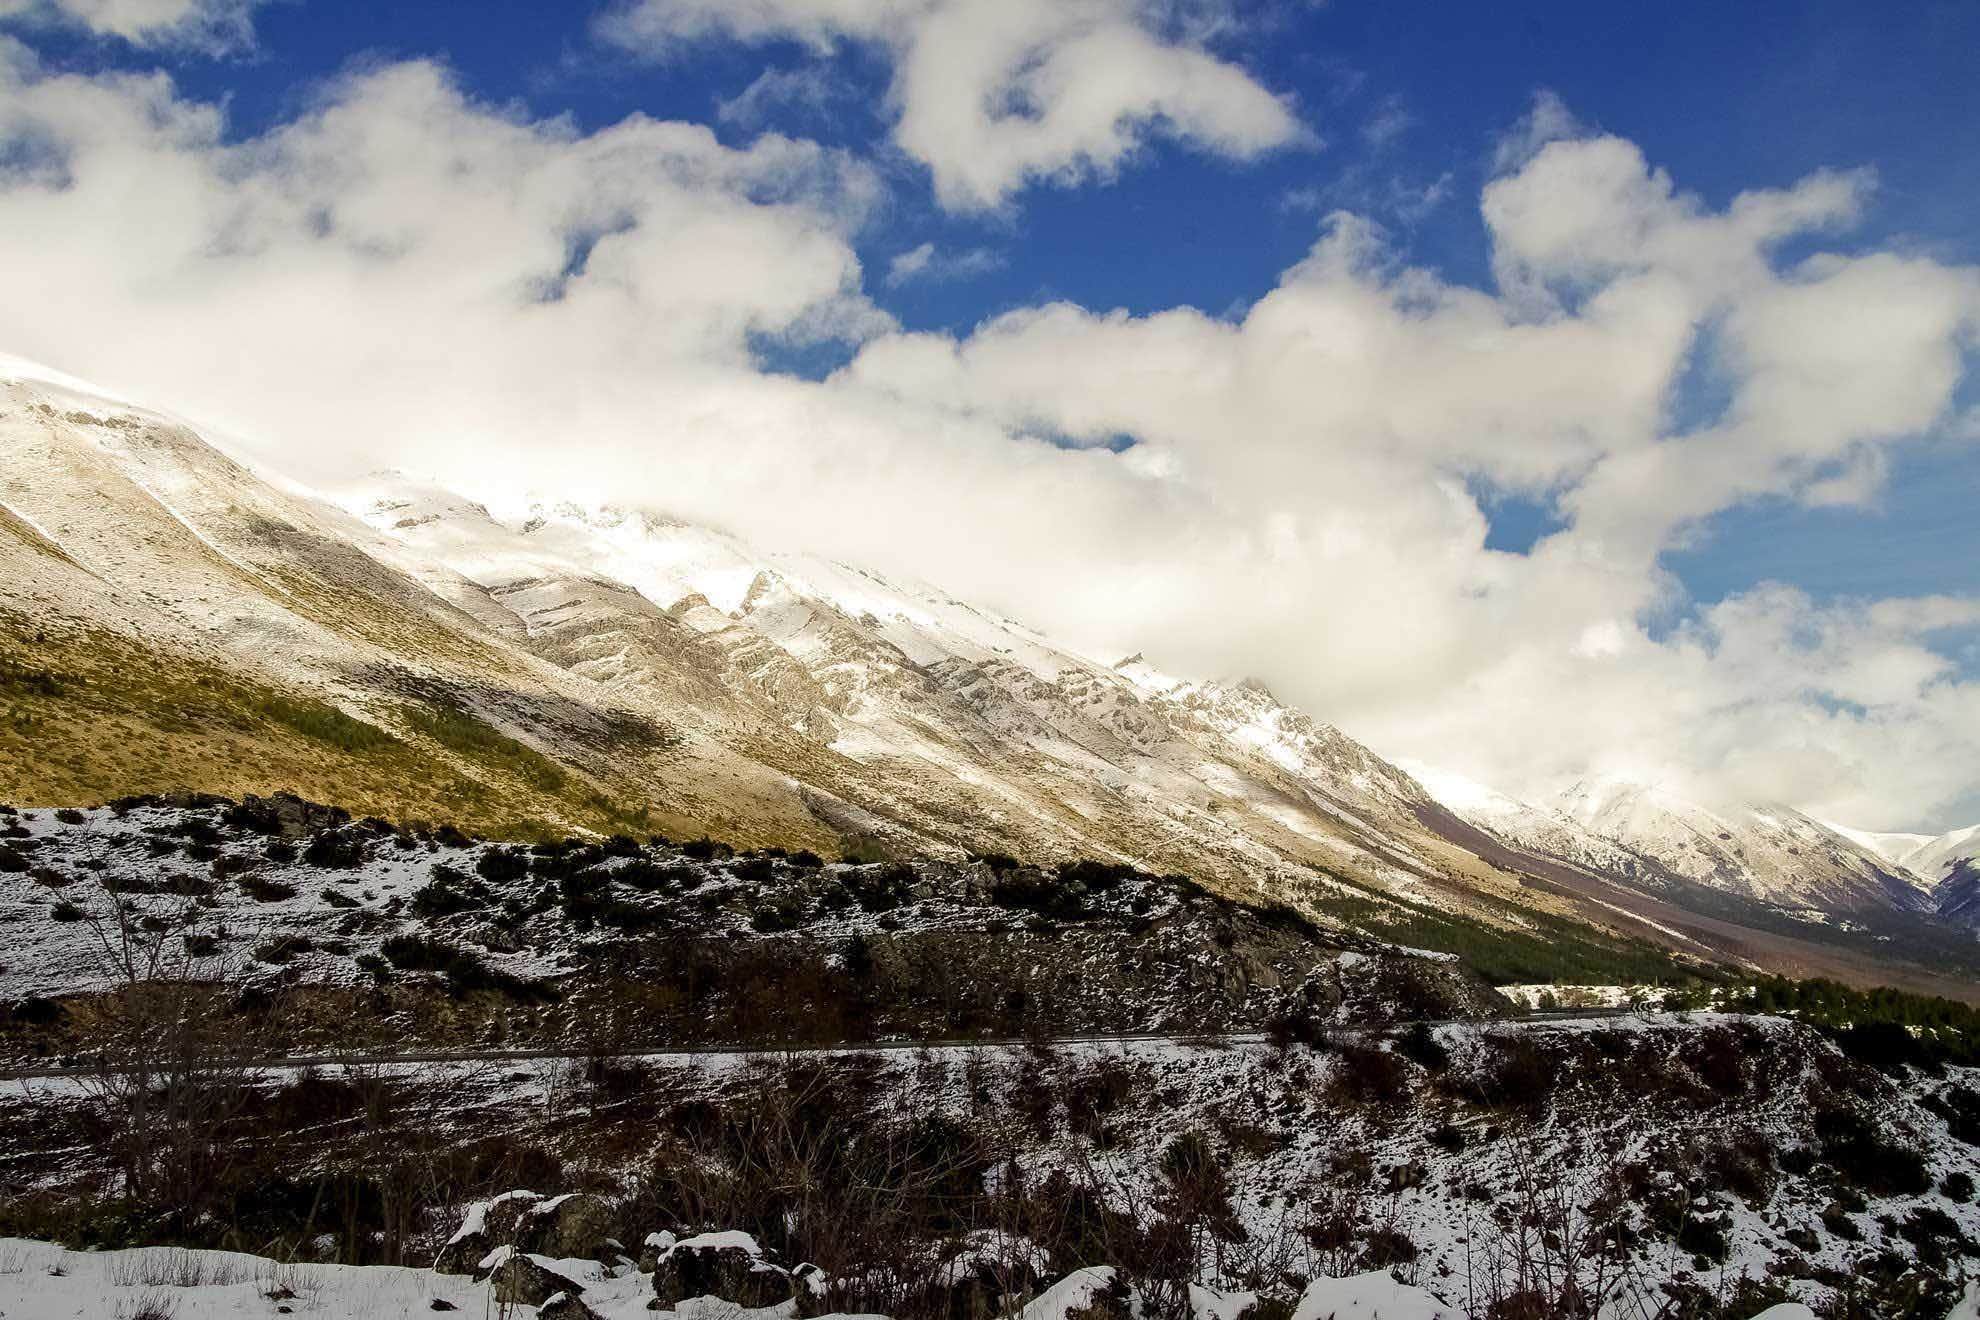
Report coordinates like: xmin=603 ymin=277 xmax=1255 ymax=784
xmin=1835 ymin=1021 xmax=1929 ymax=1075
xmin=253 ymin=936 xmax=314 ymax=965
xmin=378 ymin=935 xmax=549 ymax=999
xmin=237 ymin=874 xmax=297 ymax=902
xmin=1059 ymin=859 xmax=1141 ymax=891
xmin=1814 ymin=1105 xmax=1930 ymax=1196
xmin=413 ymin=864 xmax=486 ymax=918
xmin=751 ymin=896 xmax=805 ymax=932
xmin=1333 ymin=1042 xmax=1410 ymax=1106
xmin=475 ymin=847 xmax=530 ymax=884
xmin=787 ymin=850 xmax=824 ymax=869
xmin=1395 ymin=1021 xmax=1450 ymax=1072
xmin=301 ymin=831 xmax=365 ymax=869
xmin=54 ymin=808 xmax=85 ymax=825
xmin=50 ymin=900 xmax=84 ymax=922
xmin=991 ymin=871 xmax=1090 ymax=921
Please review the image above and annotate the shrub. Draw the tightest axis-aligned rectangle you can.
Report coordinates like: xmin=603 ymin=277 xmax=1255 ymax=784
xmin=53 ymin=808 xmax=85 ymax=825
xmin=1814 ymin=1106 xmax=1930 ymax=1196
xmin=1395 ymin=1021 xmax=1450 ymax=1072
xmin=237 ymin=874 xmax=297 ymax=902
xmin=301 ymin=832 xmax=365 ymax=869
xmin=400 ymin=701 xmax=564 ymax=791
xmin=413 ymin=864 xmax=486 ymax=918
xmin=1941 ymin=1171 xmax=1974 ymax=1203
xmin=751 ymin=896 xmax=805 ymax=932
xmin=1836 ymin=1021 xmax=1928 ymax=1075
xmin=475 ymin=847 xmax=530 ymax=884
xmin=990 ymin=871 xmax=1090 ymax=921
xmin=1332 ymin=1042 xmax=1410 ymax=1106
xmin=50 ymin=900 xmax=84 ymax=922
xmin=1059 ymin=859 xmax=1140 ymax=891
xmin=378 ymin=936 xmax=552 ymax=1001
xmin=253 ymin=937 xmax=314 ymax=965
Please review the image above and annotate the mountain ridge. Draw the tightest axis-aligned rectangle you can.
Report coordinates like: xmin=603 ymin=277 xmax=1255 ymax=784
xmin=3 ymin=353 xmax=1977 ymax=997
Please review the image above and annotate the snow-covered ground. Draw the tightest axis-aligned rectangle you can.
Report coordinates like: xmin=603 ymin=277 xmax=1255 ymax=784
xmin=1 ymin=1238 xmax=1951 ymax=1320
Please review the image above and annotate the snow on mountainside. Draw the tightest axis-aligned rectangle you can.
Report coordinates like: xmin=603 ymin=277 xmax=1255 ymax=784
xmin=1398 ymin=762 xmax=1650 ymax=880
xmin=4 ymin=354 xmax=1522 ymax=916
xmin=5 ymin=351 xmax=1977 ymax=975
xmin=1555 ymin=778 xmax=1932 ymax=914
xmin=341 ymin=470 xmax=1476 ymax=891
xmin=1898 ymin=825 xmax=1980 ymax=883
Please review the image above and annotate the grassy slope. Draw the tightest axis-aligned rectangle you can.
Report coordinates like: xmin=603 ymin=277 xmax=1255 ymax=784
xmin=0 ymin=616 xmax=674 ymax=840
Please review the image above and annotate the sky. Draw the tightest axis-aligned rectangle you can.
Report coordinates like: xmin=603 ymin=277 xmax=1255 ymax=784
xmin=0 ymin=0 xmax=1975 ymax=831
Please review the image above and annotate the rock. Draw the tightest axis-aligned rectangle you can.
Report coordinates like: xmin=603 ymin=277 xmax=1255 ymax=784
xmin=1784 ymin=1225 xmax=1820 ymax=1253
xmin=433 ymin=1190 xmax=543 ymax=1275
xmin=428 ymin=1303 xmax=458 ymax=1313
xmin=516 ymin=1192 xmax=619 ymax=1260
xmin=222 ymin=792 xmax=350 ymax=839
xmin=475 ymin=1246 xmax=586 ymax=1309
xmin=538 ymin=1291 xmax=605 ymax=1320
xmin=637 ymin=1231 xmax=677 ymax=1274
xmin=652 ymin=1231 xmax=792 ymax=1308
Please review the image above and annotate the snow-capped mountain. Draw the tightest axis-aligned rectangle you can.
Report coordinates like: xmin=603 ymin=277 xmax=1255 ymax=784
xmin=1550 ymin=778 xmax=1935 ymax=914
xmin=0 ymin=354 xmax=1501 ymax=915
xmin=1855 ymin=824 xmax=1980 ymax=886
xmin=3 ymin=351 xmax=1976 ymax=984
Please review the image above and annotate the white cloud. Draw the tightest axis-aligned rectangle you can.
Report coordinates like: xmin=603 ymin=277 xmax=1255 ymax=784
xmin=600 ymin=0 xmax=1306 ymax=211
xmin=884 ymin=240 xmax=1002 ymax=286
xmin=715 ymin=64 xmax=844 ymax=127
xmin=1360 ymin=93 xmax=1411 ymax=150
xmin=0 ymin=55 xmax=1975 ymax=830
xmin=0 ymin=0 xmax=270 ymax=53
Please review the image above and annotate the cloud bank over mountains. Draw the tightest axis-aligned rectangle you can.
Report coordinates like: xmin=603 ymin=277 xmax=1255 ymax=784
xmin=0 ymin=7 xmax=1974 ymax=830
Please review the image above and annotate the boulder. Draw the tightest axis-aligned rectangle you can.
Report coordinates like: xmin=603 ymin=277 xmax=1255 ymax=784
xmin=433 ymin=1190 xmax=543 ymax=1275
xmin=475 ymin=1246 xmax=586 ymax=1309
xmin=538 ymin=1291 xmax=605 ymax=1320
xmin=651 ymin=1230 xmax=792 ymax=1308
xmin=516 ymin=1192 xmax=619 ymax=1260
xmin=637 ymin=1231 xmax=677 ymax=1275
xmin=221 ymin=793 xmax=350 ymax=839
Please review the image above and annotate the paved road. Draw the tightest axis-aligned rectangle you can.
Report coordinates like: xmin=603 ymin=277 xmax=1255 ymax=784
xmin=0 ymin=1008 xmax=1644 ymax=1082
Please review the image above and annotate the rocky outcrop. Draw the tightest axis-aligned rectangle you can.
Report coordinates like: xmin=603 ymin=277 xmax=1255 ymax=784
xmin=433 ymin=1190 xmax=542 ymax=1275
xmin=474 ymin=1246 xmax=586 ymax=1309
xmin=651 ymin=1230 xmax=792 ymax=1308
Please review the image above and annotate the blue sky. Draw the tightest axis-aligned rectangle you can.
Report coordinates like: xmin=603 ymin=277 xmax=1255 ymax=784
xmin=62 ymin=0 xmax=1970 ymax=622
xmin=2 ymin=0 xmax=1976 ymax=824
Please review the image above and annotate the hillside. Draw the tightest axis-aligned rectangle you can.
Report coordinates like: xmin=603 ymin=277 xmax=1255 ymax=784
xmin=3 ymin=355 xmax=1979 ymax=997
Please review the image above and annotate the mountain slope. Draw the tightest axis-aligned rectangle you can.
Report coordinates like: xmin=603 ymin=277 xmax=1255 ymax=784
xmin=5 ymin=353 xmax=1977 ymax=996
xmin=1553 ymin=778 xmax=1933 ymax=914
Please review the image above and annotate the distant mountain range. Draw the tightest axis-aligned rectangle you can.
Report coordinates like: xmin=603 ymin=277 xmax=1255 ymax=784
xmin=2 ymin=353 xmax=1975 ymax=994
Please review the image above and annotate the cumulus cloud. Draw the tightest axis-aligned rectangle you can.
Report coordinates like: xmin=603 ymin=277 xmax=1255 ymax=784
xmin=599 ymin=0 xmax=1305 ymax=210
xmin=0 ymin=0 xmax=270 ymax=53
xmin=0 ymin=47 xmax=1975 ymax=829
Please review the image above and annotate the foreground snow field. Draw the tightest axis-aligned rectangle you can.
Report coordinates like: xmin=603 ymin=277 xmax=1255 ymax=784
xmin=3 ymin=1238 xmax=1951 ymax=1320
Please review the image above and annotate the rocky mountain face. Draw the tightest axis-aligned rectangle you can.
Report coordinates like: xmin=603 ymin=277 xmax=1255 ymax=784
xmin=1 ymin=354 xmax=1976 ymax=989
xmin=0 ymin=357 xmax=1510 ymax=910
